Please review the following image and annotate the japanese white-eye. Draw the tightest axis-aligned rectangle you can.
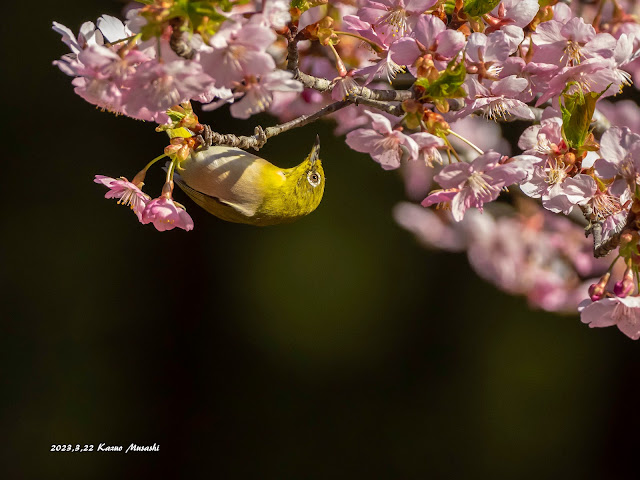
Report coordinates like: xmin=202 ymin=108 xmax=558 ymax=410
xmin=174 ymin=136 xmax=324 ymax=226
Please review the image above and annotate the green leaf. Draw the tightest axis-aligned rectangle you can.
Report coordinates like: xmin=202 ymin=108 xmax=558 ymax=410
xmin=463 ymin=0 xmax=501 ymax=17
xmin=291 ymin=0 xmax=309 ymax=11
xmin=560 ymin=84 xmax=604 ymax=149
xmin=443 ymin=0 xmax=456 ymax=14
xmin=415 ymin=58 xmax=467 ymax=102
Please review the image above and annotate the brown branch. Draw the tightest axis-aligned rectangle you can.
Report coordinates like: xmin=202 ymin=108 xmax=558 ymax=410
xmin=285 ymin=30 xmax=415 ymax=103
xmin=351 ymin=96 xmax=404 ymax=116
xmin=198 ymin=101 xmax=351 ymax=151
xmin=582 ymin=204 xmax=634 ymax=258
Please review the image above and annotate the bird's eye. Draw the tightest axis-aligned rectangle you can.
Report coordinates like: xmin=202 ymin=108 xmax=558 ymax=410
xmin=307 ymin=171 xmax=321 ymax=187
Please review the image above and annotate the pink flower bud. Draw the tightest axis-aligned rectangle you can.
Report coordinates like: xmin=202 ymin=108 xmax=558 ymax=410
xmin=614 ymin=268 xmax=635 ymax=298
xmin=588 ymin=272 xmax=610 ymax=301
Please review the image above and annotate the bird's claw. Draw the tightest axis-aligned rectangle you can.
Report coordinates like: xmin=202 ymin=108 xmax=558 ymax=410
xmin=194 ymin=134 xmax=206 ymax=151
xmin=195 ymin=124 xmax=214 ymax=152
xmin=253 ymin=126 xmax=267 ymax=151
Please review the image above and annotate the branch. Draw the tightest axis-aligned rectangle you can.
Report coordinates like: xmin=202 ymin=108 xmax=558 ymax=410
xmin=285 ymin=30 xmax=415 ymax=103
xmin=198 ymin=100 xmax=351 ymax=151
xmin=351 ymin=96 xmax=404 ymax=116
xmin=582 ymin=205 xmax=634 ymax=258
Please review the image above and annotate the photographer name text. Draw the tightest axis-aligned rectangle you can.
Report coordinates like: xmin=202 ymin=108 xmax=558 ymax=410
xmin=50 ymin=443 xmax=160 ymax=453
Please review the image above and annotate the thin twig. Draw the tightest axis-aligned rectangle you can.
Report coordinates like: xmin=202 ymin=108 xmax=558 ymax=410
xmin=264 ymin=100 xmax=350 ymax=138
xmin=286 ymin=30 xmax=415 ymax=102
xmin=200 ymin=101 xmax=350 ymax=151
xmin=352 ymin=96 xmax=404 ymax=116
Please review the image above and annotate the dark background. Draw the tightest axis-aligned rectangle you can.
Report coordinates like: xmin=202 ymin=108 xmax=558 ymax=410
xmin=2 ymin=1 xmax=639 ymax=478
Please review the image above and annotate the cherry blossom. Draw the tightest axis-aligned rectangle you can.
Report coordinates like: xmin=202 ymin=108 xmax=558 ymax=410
xmin=345 ymin=111 xmax=419 ymax=170
xmin=199 ymin=19 xmax=276 ymax=88
xmin=142 ymin=197 xmax=194 ymax=232
xmin=228 ymin=70 xmax=303 ymax=119
xmin=594 ymin=127 xmax=640 ymax=187
xmin=124 ymin=60 xmax=214 ymax=122
xmin=531 ymin=16 xmax=616 ymax=67
xmin=461 ymin=76 xmax=535 ymax=121
xmin=580 ymin=296 xmax=640 ymax=340
xmin=357 ymin=0 xmax=438 ymax=39
xmin=94 ymin=175 xmax=151 ymax=221
xmin=389 ymin=15 xmax=465 ymax=75
xmin=422 ymin=151 xmax=528 ymax=221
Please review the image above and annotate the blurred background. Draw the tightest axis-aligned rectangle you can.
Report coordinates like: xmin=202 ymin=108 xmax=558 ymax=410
xmin=2 ymin=1 xmax=640 ymax=478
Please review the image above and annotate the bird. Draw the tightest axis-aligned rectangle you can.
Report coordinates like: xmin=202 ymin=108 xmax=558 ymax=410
xmin=174 ymin=135 xmax=325 ymax=226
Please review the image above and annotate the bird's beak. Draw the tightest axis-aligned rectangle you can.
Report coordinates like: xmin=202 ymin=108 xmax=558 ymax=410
xmin=309 ymin=135 xmax=320 ymax=165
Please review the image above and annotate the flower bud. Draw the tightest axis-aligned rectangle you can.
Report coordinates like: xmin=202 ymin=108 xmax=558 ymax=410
xmin=402 ymin=99 xmax=422 ymax=114
xmin=620 ymin=231 xmax=639 ymax=250
xmin=614 ymin=268 xmax=635 ymax=298
xmin=561 ymin=152 xmax=576 ymax=166
xmin=588 ymin=272 xmax=610 ymax=301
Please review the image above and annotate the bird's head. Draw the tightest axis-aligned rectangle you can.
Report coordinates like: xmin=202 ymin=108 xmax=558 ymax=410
xmin=272 ymin=135 xmax=325 ymax=221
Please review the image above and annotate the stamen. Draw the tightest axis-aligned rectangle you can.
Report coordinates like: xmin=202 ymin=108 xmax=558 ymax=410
xmin=486 ymin=64 xmax=503 ymax=78
xmin=467 ymin=172 xmax=498 ymax=196
xmin=485 ymin=100 xmax=509 ymax=121
xmin=384 ymin=8 xmax=408 ymax=37
xmin=536 ymin=138 xmax=554 ymax=155
xmin=382 ymin=56 xmax=405 ymax=83
xmin=544 ymin=160 xmax=569 ymax=185
xmin=376 ymin=135 xmax=400 ymax=150
xmin=590 ymin=191 xmax=623 ymax=219
xmin=563 ymin=40 xmax=584 ymax=65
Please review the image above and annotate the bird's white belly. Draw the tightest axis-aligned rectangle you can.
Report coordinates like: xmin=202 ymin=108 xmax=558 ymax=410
xmin=178 ymin=146 xmax=267 ymax=215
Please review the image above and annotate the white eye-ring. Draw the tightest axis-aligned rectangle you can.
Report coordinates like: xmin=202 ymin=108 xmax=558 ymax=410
xmin=307 ymin=171 xmax=321 ymax=187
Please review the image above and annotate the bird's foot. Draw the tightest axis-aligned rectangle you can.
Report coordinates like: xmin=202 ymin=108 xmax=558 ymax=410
xmin=195 ymin=124 xmax=214 ymax=151
xmin=253 ymin=126 xmax=267 ymax=151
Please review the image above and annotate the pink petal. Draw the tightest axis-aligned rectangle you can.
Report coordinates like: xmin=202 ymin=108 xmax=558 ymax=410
xmin=364 ymin=111 xmax=394 ymax=134
xmin=580 ymin=298 xmax=618 ymax=328
xmin=414 ymin=15 xmax=445 ymax=47
xmin=561 ymin=174 xmax=597 ymax=204
xmin=345 ymin=129 xmax=382 ymax=154
xmin=491 ymin=76 xmax=528 ymax=97
xmin=472 ymin=151 xmax=503 ymax=172
xmin=421 ymin=189 xmax=458 ymax=207
xmin=405 ymin=0 xmax=437 ymax=13
xmin=560 ymin=17 xmax=595 ymax=44
xmin=435 ymin=162 xmax=472 ymax=188
xmin=389 ymin=38 xmax=420 ymax=66
xmin=436 ymin=30 xmax=466 ymax=58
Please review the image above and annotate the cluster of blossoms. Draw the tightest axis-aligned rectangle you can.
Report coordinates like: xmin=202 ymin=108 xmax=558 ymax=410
xmin=54 ymin=0 xmax=640 ymax=339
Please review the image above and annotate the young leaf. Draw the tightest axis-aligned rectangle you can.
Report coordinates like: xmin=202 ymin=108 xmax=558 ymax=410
xmin=415 ymin=58 xmax=467 ymax=102
xmin=560 ymin=84 xmax=604 ymax=149
xmin=463 ymin=0 xmax=501 ymax=17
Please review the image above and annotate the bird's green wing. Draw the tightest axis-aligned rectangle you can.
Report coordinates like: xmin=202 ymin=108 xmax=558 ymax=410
xmin=177 ymin=147 xmax=271 ymax=218
xmin=174 ymin=175 xmax=257 ymax=224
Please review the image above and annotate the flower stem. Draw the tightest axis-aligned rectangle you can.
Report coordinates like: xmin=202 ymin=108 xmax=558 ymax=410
xmin=607 ymin=254 xmax=622 ymax=274
xmin=446 ymin=129 xmax=485 ymax=155
xmin=334 ymin=31 xmax=383 ymax=53
xmin=327 ymin=43 xmax=347 ymax=77
xmin=442 ymin=136 xmax=462 ymax=163
xmin=143 ymin=153 xmax=169 ymax=173
xmin=166 ymin=158 xmax=176 ymax=184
